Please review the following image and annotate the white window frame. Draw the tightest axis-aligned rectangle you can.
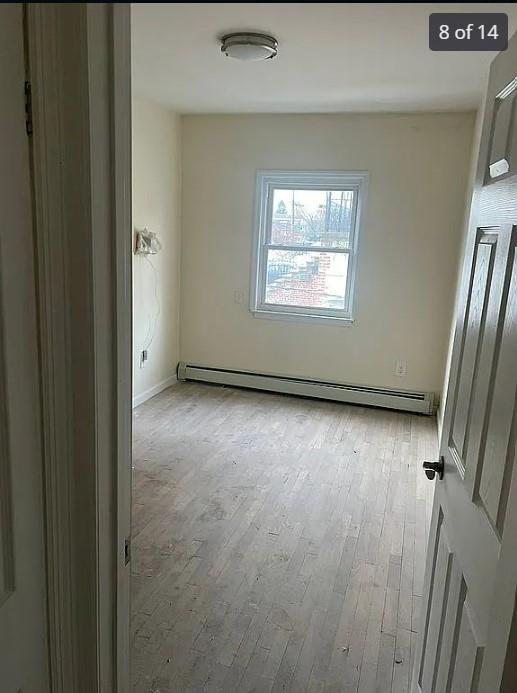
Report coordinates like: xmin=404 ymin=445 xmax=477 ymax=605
xmin=250 ymin=170 xmax=368 ymax=325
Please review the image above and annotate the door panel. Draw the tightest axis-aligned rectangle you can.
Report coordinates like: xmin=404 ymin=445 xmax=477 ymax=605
xmin=433 ymin=561 xmax=466 ymax=693
xmin=413 ymin=32 xmax=517 ymax=693
xmin=450 ymin=231 xmax=497 ymax=467
xmin=0 ymin=5 xmax=50 ymax=691
xmin=449 ymin=602 xmax=484 ymax=693
xmin=419 ymin=515 xmax=453 ymax=693
xmin=419 ymin=513 xmax=485 ymax=693
xmin=477 ymin=244 xmax=517 ymax=532
xmin=463 ymin=226 xmax=515 ymax=504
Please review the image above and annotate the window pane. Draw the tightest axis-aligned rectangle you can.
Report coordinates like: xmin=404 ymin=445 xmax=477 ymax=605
xmin=270 ymin=188 xmax=355 ymax=248
xmin=265 ymin=249 xmax=348 ymax=310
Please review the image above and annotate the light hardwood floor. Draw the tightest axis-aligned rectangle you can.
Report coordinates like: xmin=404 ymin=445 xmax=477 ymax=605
xmin=131 ymin=382 xmax=436 ymax=693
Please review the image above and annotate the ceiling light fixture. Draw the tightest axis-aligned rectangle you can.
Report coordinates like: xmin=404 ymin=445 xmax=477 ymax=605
xmin=220 ymin=32 xmax=278 ymax=61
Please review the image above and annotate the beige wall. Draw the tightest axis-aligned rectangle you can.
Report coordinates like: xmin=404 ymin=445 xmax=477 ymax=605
xmin=180 ymin=113 xmax=475 ymax=397
xmin=132 ymin=99 xmax=181 ymax=404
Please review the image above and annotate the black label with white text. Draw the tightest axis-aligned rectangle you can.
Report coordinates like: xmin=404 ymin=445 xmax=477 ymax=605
xmin=429 ymin=14 xmax=508 ymax=51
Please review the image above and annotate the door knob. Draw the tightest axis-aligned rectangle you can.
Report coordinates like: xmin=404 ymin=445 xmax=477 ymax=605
xmin=423 ymin=457 xmax=444 ymax=481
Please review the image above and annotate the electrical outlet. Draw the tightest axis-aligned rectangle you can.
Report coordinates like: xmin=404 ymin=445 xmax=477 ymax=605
xmin=394 ymin=360 xmax=407 ymax=377
xmin=140 ymin=349 xmax=148 ymax=368
xmin=234 ymin=289 xmax=244 ymax=305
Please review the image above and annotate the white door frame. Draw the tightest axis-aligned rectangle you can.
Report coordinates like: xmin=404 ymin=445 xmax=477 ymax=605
xmin=25 ymin=4 xmax=132 ymax=691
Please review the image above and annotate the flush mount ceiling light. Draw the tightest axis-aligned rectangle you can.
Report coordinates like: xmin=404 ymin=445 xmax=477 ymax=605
xmin=220 ymin=32 xmax=278 ymax=61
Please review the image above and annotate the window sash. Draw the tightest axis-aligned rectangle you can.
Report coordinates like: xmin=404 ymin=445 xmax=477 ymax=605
xmin=265 ymin=184 xmax=359 ymax=249
xmin=258 ymin=246 xmax=352 ymax=315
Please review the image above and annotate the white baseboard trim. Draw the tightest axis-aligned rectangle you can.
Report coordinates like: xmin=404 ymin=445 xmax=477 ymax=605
xmin=132 ymin=374 xmax=178 ymax=409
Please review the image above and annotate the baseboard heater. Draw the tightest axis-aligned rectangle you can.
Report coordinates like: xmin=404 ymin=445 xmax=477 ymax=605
xmin=177 ymin=363 xmax=435 ymax=415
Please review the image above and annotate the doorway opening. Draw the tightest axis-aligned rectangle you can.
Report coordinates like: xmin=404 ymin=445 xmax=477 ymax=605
xmin=128 ymin=4 xmax=491 ymax=692
xmin=17 ymin=4 xmax=517 ymax=692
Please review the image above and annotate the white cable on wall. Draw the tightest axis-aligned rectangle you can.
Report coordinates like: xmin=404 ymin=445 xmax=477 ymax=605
xmin=141 ymin=254 xmax=161 ymax=352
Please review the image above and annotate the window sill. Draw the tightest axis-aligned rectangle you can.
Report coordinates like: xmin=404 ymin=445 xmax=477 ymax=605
xmin=251 ymin=308 xmax=355 ymax=327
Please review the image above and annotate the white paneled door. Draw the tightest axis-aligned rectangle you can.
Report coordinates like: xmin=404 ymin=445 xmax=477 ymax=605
xmin=0 ymin=5 xmax=50 ymax=691
xmin=413 ymin=33 xmax=517 ymax=693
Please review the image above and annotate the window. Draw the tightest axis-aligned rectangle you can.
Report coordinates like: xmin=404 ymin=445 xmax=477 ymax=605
xmin=250 ymin=170 xmax=368 ymax=324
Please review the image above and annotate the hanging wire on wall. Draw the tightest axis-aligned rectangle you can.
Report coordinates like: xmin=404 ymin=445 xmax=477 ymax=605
xmin=141 ymin=254 xmax=161 ymax=352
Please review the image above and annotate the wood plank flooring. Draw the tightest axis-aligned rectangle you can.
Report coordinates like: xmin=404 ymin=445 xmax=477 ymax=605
xmin=131 ymin=382 xmax=436 ymax=693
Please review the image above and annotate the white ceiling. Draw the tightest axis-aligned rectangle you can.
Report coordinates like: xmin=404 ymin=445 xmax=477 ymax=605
xmin=131 ymin=3 xmax=517 ymax=113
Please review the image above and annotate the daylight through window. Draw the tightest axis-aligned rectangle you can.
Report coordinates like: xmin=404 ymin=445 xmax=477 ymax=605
xmin=251 ymin=171 xmax=368 ymax=322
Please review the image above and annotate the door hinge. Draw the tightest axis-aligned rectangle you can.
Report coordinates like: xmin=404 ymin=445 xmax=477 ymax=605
xmin=124 ymin=536 xmax=131 ymax=566
xmin=24 ymin=81 xmax=33 ymax=136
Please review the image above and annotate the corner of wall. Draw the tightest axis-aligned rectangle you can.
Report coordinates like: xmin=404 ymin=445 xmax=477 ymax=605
xmin=132 ymin=373 xmax=178 ymax=409
xmin=132 ymin=98 xmax=182 ymax=404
